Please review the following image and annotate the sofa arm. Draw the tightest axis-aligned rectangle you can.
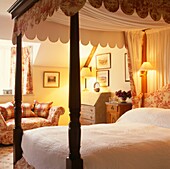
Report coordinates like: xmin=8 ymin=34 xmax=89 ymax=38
xmin=47 ymin=106 xmax=65 ymax=125
xmin=0 ymin=113 xmax=7 ymax=130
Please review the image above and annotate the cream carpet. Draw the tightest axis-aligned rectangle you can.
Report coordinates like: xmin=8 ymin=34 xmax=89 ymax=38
xmin=0 ymin=145 xmax=13 ymax=169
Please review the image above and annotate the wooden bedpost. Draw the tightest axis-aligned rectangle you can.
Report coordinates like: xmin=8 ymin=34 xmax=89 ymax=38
xmin=13 ymin=33 xmax=23 ymax=165
xmin=141 ymin=32 xmax=147 ymax=107
xmin=8 ymin=1 xmax=38 ymax=167
xmin=66 ymin=12 xmax=83 ymax=169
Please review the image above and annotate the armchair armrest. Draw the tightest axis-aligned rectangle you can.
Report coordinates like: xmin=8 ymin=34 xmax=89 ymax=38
xmin=0 ymin=113 xmax=7 ymax=130
xmin=47 ymin=106 xmax=65 ymax=125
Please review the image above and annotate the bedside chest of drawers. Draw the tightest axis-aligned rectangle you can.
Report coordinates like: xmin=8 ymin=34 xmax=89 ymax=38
xmin=105 ymin=102 xmax=132 ymax=123
xmin=80 ymin=92 xmax=111 ymax=125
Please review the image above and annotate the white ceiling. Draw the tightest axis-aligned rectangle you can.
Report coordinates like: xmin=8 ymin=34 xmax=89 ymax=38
xmin=0 ymin=0 xmax=15 ymax=17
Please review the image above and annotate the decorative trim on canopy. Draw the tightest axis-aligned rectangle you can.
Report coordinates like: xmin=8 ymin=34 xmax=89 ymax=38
xmin=24 ymin=21 xmax=125 ymax=48
xmin=11 ymin=0 xmax=170 ymax=44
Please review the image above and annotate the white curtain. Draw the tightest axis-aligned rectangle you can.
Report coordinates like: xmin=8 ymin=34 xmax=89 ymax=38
xmin=146 ymin=28 xmax=170 ymax=92
xmin=125 ymin=31 xmax=144 ymax=108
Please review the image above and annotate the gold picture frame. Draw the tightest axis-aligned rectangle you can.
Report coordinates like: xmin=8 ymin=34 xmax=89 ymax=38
xmin=43 ymin=71 xmax=60 ymax=88
xmin=96 ymin=53 xmax=111 ymax=70
xmin=96 ymin=70 xmax=110 ymax=87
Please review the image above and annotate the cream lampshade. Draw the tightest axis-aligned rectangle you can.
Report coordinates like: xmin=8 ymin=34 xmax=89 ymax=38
xmin=139 ymin=62 xmax=154 ymax=77
xmin=81 ymin=67 xmax=94 ymax=77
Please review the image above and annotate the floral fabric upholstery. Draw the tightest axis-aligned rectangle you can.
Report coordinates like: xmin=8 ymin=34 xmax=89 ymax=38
xmin=0 ymin=113 xmax=7 ymax=130
xmin=15 ymin=157 xmax=34 ymax=169
xmin=0 ymin=105 xmax=65 ymax=145
xmin=143 ymin=84 xmax=170 ymax=108
xmin=132 ymin=93 xmax=143 ymax=109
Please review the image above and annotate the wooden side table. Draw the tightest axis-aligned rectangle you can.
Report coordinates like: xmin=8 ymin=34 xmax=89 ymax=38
xmin=105 ymin=102 xmax=132 ymax=123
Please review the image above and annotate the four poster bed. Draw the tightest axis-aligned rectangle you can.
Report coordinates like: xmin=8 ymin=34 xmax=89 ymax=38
xmin=8 ymin=0 xmax=170 ymax=169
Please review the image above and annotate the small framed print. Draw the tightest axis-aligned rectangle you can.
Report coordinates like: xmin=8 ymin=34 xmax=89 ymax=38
xmin=124 ymin=53 xmax=130 ymax=82
xmin=96 ymin=70 xmax=109 ymax=87
xmin=96 ymin=53 xmax=111 ymax=69
xmin=43 ymin=71 xmax=60 ymax=88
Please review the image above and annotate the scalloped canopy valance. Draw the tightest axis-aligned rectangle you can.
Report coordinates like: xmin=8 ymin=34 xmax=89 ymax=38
xmin=12 ymin=0 xmax=170 ymax=44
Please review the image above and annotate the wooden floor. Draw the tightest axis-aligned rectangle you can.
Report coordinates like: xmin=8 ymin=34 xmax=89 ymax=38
xmin=0 ymin=145 xmax=13 ymax=169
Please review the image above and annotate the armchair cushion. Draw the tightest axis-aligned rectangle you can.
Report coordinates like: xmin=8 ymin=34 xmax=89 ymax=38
xmin=34 ymin=100 xmax=53 ymax=118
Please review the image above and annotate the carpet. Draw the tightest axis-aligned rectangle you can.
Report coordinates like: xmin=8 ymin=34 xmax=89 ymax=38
xmin=0 ymin=145 xmax=13 ymax=169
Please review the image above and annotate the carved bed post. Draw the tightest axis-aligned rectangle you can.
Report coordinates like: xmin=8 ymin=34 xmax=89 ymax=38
xmin=141 ymin=32 xmax=147 ymax=107
xmin=66 ymin=12 xmax=83 ymax=169
xmin=13 ymin=33 xmax=23 ymax=165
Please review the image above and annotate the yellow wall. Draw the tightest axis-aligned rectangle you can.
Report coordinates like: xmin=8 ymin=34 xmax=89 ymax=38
xmin=30 ymin=45 xmax=131 ymax=126
xmin=32 ymin=66 xmax=70 ymax=126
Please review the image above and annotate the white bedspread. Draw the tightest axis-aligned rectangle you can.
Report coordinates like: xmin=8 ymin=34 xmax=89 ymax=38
xmin=22 ymin=122 xmax=170 ymax=169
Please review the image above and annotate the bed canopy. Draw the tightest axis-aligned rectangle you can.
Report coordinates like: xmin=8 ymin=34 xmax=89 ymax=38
xmin=8 ymin=0 xmax=170 ymax=169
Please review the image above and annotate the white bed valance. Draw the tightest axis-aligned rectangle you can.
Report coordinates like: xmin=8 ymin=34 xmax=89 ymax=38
xmin=24 ymin=21 xmax=125 ymax=48
xmin=12 ymin=0 xmax=170 ymax=44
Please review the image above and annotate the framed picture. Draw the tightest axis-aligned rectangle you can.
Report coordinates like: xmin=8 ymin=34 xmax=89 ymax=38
xmin=125 ymin=53 xmax=130 ymax=82
xmin=96 ymin=53 xmax=111 ymax=69
xmin=43 ymin=71 xmax=60 ymax=88
xmin=96 ymin=70 xmax=109 ymax=87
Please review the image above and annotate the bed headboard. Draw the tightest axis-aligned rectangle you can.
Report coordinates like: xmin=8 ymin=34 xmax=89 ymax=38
xmin=143 ymin=84 xmax=170 ymax=108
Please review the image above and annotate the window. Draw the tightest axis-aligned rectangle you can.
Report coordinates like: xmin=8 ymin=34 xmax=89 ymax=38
xmin=0 ymin=45 xmax=11 ymax=94
xmin=0 ymin=39 xmax=40 ymax=95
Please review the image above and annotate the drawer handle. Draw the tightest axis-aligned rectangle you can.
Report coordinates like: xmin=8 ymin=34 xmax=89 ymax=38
xmin=90 ymin=109 xmax=93 ymax=112
xmin=111 ymin=106 xmax=114 ymax=110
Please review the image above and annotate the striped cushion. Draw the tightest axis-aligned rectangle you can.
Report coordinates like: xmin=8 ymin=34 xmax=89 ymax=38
xmin=0 ymin=102 xmax=14 ymax=120
xmin=34 ymin=100 xmax=53 ymax=118
xmin=22 ymin=103 xmax=37 ymax=117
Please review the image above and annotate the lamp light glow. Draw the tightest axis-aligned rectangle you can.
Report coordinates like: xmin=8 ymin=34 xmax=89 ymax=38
xmin=139 ymin=62 xmax=154 ymax=77
xmin=81 ymin=67 xmax=95 ymax=90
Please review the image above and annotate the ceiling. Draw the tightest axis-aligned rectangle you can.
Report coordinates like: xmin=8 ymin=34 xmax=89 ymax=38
xmin=0 ymin=0 xmax=15 ymax=17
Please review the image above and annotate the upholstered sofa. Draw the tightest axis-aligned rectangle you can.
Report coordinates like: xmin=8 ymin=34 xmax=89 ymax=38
xmin=0 ymin=100 xmax=65 ymax=145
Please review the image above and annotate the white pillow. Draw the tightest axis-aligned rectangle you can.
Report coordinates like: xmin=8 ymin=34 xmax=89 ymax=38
xmin=117 ymin=107 xmax=170 ymax=128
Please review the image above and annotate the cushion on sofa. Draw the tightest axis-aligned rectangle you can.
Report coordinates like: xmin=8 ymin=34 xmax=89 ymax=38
xmin=0 ymin=113 xmax=7 ymax=129
xmin=22 ymin=103 xmax=37 ymax=118
xmin=0 ymin=102 xmax=14 ymax=120
xmin=34 ymin=100 xmax=53 ymax=118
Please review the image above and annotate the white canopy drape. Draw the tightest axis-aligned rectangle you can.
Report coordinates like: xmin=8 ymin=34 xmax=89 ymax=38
xmin=146 ymin=28 xmax=170 ymax=92
xmin=11 ymin=0 xmax=170 ymax=45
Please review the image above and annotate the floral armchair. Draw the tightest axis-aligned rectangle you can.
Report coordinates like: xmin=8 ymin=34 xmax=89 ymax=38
xmin=0 ymin=100 xmax=65 ymax=145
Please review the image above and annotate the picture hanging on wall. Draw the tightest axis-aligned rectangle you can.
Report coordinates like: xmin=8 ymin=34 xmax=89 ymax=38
xmin=96 ymin=53 xmax=111 ymax=69
xmin=125 ymin=53 xmax=130 ymax=82
xmin=43 ymin=71 xmax=60 ymax=88
xmin=96 ymin=70 xmax=110 ymax=87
